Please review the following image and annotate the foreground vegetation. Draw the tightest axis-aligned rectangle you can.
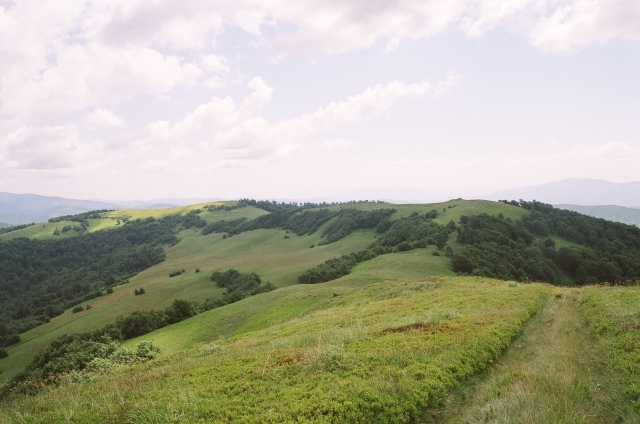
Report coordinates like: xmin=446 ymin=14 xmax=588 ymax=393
xmin=2 ymin=198 xmax=640 ymax=422
xmin=0 ymin=277 xmax=548 ymax=423
xmin=579 ymin=285 xmax=640 ymax=413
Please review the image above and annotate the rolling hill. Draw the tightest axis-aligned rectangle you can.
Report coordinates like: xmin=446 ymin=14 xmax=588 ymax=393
xmin=0 ymin=198 xmax=639 ymax=422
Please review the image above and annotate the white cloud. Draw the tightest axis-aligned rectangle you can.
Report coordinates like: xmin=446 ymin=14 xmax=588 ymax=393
xmin=530 ymin=0 xmax=640 ymax=51
xmin=83 ymin=108 xmax=125 ymax=129
xmin=129 ymin=76 xmax=274 ymax=149
xmin=434 ymin=72 xmax=460 ymax=97
xmin=0 ymin=125 xmax=102 ymax=170
xmin=211 ymin=79 xmax=431 ymax=163
xmin=201 ymin=54 xmax=230 ymax=73
xmin=1 ymin=43 xmax=202 ymax=122
xmin=0 ymin=0 xmax=637 ymax=126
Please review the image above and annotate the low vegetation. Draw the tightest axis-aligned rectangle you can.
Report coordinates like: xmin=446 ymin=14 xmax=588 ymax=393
xmin=2 ymin=199 xmax=640 ymax=422
xmin=0 ymin=277 xmax=548 ymax=422
xmin=579 ymin=285 xmax=640 ymax=414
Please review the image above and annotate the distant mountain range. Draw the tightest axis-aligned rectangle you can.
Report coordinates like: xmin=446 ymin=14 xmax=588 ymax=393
xmin=1 ymin=178 xmax=640 ymax=226
xmin=0 ymin=192 xmax=221 ymax=225
xmin=554 ymin=205 xmax=640 ymax=227
xmin=481 ymin=179 xmax=640 ymax=207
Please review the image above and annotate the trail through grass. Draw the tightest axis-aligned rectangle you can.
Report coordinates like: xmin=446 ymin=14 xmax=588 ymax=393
xmin=434 ymin=290 xmax=639 ymax=423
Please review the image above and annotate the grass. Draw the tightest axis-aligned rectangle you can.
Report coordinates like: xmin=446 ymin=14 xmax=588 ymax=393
xmin=323 ymin=199 xmax=528 ymax=224
xmin=0 ymin=200 xmax=529 ymax=384
xmin=579 ymin=285 xmax=640 ymax=418
xmin=0 ymin=198 xmax=638 ymax=421
xmin=432 ymin=289 xmax=635 ymax=423
xmin=0 ymin=277 xmax=549 ymax=423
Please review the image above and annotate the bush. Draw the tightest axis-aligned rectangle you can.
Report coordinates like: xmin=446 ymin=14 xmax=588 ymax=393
xmin=134 ymin=288 xmax=146 ymax=296
xmin=0 ymin=348 xmax=7 ymax=358
xmin=106 ymin=287 xmax=114 ymax=294
xmin=135 ymin=341 xmax=160 ymax=361
xmin=72 ymin=306 xmax=84 ymax=313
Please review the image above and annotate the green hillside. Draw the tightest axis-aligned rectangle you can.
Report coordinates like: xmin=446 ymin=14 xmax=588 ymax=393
xmin=0 ymin=199 xmax=514 ymax=381
xmin=1 ymin=199 xmax=639 ymax=422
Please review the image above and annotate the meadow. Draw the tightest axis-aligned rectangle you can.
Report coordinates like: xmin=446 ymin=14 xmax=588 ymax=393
xmin=1 ymin=199 xmax=639 ymax=422
xmin=0 ymin=277 xmax=548 ymax=423
xmin=0 ymin=200 xmax=489 ymax=381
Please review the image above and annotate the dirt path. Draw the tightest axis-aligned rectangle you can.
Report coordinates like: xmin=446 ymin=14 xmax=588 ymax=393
xmin=430 ymin=290 xmax=630 ymax=423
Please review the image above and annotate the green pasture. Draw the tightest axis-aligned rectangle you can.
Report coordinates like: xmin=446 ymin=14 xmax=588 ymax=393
xmin=0 ymin=277 xmax=549 ymax=423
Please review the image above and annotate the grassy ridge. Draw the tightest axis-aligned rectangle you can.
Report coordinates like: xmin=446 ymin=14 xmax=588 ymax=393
xmin=579 ymin=285 xmax=640 ymax=414
xmin=0 ymin=277 xmax=549 ymax=423
xmin=0 ymin=200 xmax=524 ymax=383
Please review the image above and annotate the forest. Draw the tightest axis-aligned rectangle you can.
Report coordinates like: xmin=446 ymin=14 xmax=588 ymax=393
xmin=298 ymin=201 xmax=640 ymax=286
xmin=450 ymin=200 xmax=640 ymax=284
xmin=5 ymin=269 xmax=273 ymax=394
xmin=0 ymin=211 xmax=207 ymax=349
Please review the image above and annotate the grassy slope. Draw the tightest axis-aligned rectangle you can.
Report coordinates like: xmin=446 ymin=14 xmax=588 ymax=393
xmin=0 ymin=200 xmax=524 ymax=382
xmin=579 ymin=285 xmax=640 ymax=417
xmin=1 ymin=200 xmax=639 ymax=421
xmin=0 ymin=277 xmax=549 ymax=423
xmin=434 ymin=289 xmax=639 ymax=423
xmin=0 ymin=202 xmax=257 ymax=241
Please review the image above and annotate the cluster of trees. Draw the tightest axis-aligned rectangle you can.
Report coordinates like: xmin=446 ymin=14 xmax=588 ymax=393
xmin=210 ymin=269 xmax=275 ymax=304
xmin=0 ymin=211 xmax=208 ymax=350
xmin=299 ymin=210 xmax=455 ymax=284
xmin=451 ymin=201 xmax=640 ymax=285
xmin=8 ymin=269 xmax=272 ymax=392
xmin=217 ymin=198 xmax=389 ymax=214
xmin=202 ymin=208 xmax=397 ymax=246
xmin=48 ymin=209 xmax=113 ymax=223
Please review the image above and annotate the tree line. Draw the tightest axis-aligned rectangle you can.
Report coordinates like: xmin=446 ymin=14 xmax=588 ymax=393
xmin=4 ymin=269 xmax=272 ymax=397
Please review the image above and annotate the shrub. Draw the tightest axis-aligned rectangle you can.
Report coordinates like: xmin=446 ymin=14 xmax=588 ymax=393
xmin=134 ymin=288 xmax=146 ymax=296
xmin=72 ymin=306 xmax=84 ymax=313
xmin=135 ymin=341 xmax=160 ymax=361
xmin=195 ymin=268 xmax=200 ymax=273
xmin=85 ymin=304 xmax=92 ymax=310
xmin=0 ymin=348 xmax=7 ymax=358
xmin=106 ymin=287 xmax=114 ymax=294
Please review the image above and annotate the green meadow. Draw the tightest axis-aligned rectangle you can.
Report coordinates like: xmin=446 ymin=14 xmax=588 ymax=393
xmin=0 ymin=199 xmax=493 ymax=381
xmin=0 ymin=199 xmax=639 ymax=422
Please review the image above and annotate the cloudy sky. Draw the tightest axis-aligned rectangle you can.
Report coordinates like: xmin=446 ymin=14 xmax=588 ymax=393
xmin=0 ymin=0 xmax=639 ymax=201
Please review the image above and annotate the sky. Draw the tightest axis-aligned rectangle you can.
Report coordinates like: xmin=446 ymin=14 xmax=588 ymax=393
xmin=0 ymin=0 xmax=639 ymax=201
